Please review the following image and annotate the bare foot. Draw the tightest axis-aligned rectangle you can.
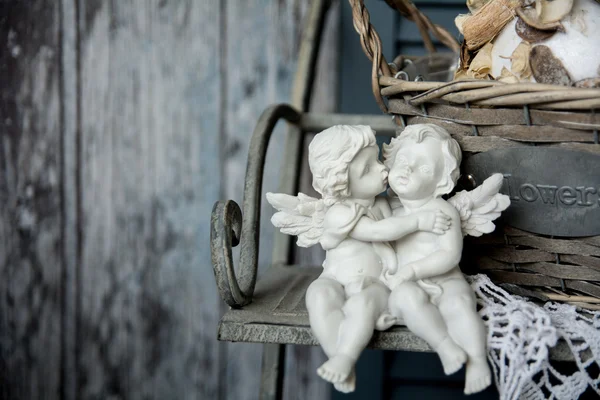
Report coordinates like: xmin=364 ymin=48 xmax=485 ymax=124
xmin=464 ymin=355 xmax=492 ymax=395
xmin=435 ymin=336 xmax=467 ymax=375
xmin=317 ymin=354 xmax=355 ymax=383
xmin=334 ymin=369 xmax=356 ymax=393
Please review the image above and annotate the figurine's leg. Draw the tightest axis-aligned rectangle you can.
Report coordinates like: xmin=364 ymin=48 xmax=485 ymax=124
xmin=437 ymin=278 xmax=491 ymax=394
xmin=305 ymin=277 xmax=345 ymax=358
xmin=389 ymin=282 xmax=466 ymax=375
xmin=317 ymin=282 xmax=388 ymax=386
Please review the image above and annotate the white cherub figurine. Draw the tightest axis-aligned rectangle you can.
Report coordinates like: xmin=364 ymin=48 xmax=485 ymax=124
xmin=267 ymin=125 xmax=451 ymax=393
xmin=382 ymin=124 xmax=510 ymax=395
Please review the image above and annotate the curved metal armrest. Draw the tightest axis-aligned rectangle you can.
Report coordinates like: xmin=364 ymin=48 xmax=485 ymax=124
xmin=211 ymin=104 xmax=301 ymax=308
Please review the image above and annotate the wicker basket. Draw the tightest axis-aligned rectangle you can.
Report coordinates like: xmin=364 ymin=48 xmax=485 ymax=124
xmin=349 ymin=0 xmax=600 ymax=308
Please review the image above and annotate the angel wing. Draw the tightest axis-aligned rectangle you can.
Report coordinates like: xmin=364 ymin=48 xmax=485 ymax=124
xmin=266 ymin=192 xmax=326 ymax=247
xmin=448 ymin=173 xmax=510 ymax=237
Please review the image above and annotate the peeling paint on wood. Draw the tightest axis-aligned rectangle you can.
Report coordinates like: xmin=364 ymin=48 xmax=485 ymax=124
xmin=76 ymin=1 xmax=222 ymax=399
xmin=0 ymin=0 xmax=339 ymax=398
xmin=0 ymin=1 xmax=63 ymax=399
xmin=222 ymin=1 xmax=334 ymax=399
xmin=283 ymin=2 xmax=342 ymax=400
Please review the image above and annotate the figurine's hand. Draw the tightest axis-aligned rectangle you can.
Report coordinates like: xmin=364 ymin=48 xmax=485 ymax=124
xmin=417 ymin=210 xmax=451 ymax=235
xmin=385 ymin=265 xmax=416 ymax=289
xmin=383 ymin=264 xmax=398 ymax=278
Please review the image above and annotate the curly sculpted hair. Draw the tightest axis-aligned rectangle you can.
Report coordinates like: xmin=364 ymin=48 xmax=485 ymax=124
xmin=308 ymin=125 xmax=377 ymax=206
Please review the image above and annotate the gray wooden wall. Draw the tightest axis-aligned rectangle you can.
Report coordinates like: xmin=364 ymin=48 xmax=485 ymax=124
xmin=0 ymin=1 xmax=339 ymax=399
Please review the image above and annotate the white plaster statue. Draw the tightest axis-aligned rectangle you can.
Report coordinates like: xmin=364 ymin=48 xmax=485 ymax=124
xmin=382 ymin=124 xmax=510 ymax=395
xmin=266 ymin=124 xmax=510 ymax=394
xmin=267 ymin=125 xmax=452 ymax=393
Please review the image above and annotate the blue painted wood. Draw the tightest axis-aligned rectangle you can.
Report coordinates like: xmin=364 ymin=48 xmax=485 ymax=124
xmin=0 ymin=1 xmax=64 ymax=398
xmin=77 ymin=1 xmax=224 ymax=398
xmin=0 ymin=1 xmax=340 ymax=399
xmin=224 ymin=1 xmax=334 ymax=399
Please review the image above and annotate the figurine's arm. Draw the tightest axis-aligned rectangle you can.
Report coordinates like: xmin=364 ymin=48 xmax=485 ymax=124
xmin=403 ymin=207 xmax=463 ymax=280
xmin=374 ymin=196 xmax=392 ymax=218
xmin=349 ymin=214 xmax=420 ymax=242
xmin=349 ymin=210 xmax=450 ymax=242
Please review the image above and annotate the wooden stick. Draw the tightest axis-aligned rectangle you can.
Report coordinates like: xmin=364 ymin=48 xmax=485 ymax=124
xmin=544 ymin=293 xmax=600 ymax=304
xmin=462 ymin=0 xmax=522 ymax=50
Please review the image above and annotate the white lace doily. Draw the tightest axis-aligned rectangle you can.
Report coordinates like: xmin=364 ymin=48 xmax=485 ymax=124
xmin=470 ymin=274 xmax=600 ymax=400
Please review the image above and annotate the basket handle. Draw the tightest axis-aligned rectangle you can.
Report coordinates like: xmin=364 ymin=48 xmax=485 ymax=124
xmin=349 ymin=0 xmax=460 ymax=113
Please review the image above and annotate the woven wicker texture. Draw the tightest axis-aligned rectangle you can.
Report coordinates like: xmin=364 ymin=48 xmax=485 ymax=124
xmin=348 ymin=0 xmax=600 ymax=305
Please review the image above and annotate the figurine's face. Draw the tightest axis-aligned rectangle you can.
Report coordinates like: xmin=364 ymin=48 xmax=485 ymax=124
xmin=388 ymin=138 xmax=444 ymax=200
xmin=347 ymin=146 xmax=388 ymax=200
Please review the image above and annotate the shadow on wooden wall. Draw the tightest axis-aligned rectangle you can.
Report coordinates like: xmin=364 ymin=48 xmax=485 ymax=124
xmin=0 ymin=1 xmax=338 ymax=399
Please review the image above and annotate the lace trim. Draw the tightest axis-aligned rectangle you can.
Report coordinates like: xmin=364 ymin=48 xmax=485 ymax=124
xmin=470 ymin=274 xmax=600 ymax=400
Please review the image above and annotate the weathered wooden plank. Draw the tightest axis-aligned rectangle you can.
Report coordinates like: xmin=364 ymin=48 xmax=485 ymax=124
xmin=77 ymin=1 xmax=222 ymax=398
xmin=60 ymin=1 xmax=79 ymax=399
xmin=547 ymin=142 xmax=600 ymax=155
xmin=499 ymin=284 xmax=552 ymax=302
xmin=222 ymin=318 xmax=576 ymax=363
xmin=485 ymin=271 xmax=564 ymax=287
xmin=476 ymin=256 xmax=600 ymax=281
xmin=223 ymin=1 xmax=325 ymax=399
xmin=520 ymin=262 xmax=600 ymax=281
xmin=0 ymin=2 xmax=63 ymax=399
xmin=218 ymin=265 xmax=428 ymax=353
xmin=567 ymin=281 xmax=600 ymax=298
xmin=224 ymin=0 xmax=310 ymax=272
xmin=260 ymin=344 xmax=287 ymax=400
xmin=218 ymin=266 xmax=575 ymax=361
xmin=407 ymin=116 xmax=596 ymax=143
xmin=486 ymin=271 xmax=600 ymax=297
xmin=283 ymin=2 xmax=340 ymax=399
xmin=271 ymin=0 xmax=330 ymax=268
xmin=485 ymin=248 xmax=556 ymax=264
xmin=454 ymin=135 xmax=521 ymax=152
xmin=294 ymin=0 xmax=338 ymax=268
xmin=388 ymin=99 xmax=600 ymax=130
xmin=580 ymin=236 xmax=600 ymax=247
xmin=219 ymin=322 xmax=433 ymax=352
xmin=561 ymin=254 xmax=600 ymax=270
xmin=510 ymin=236 xmax=600 ymax=257
xmin=467 ymin=250 xmax=556 ymax=268
xmin=467 ymin=257 xmax=512 ymax=271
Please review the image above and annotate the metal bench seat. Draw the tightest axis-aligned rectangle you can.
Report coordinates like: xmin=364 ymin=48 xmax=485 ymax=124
xmin=217 ymin=263 xmax=574 ymax=363
xmin=218 ymin=265 xmax=431 ymax=352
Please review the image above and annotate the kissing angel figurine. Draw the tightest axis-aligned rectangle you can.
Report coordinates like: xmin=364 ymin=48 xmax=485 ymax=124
xmin=266 ymin=124 xmax=510 ymax=394
xmin=382 ymin=124 xmax=510 ymax=395
xmin=267 ymin=125 xmax=452 ymax=393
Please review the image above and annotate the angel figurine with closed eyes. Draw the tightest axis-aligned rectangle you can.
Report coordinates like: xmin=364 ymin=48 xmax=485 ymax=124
xmin=382 ymin=124 xmax=510 ymax=395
